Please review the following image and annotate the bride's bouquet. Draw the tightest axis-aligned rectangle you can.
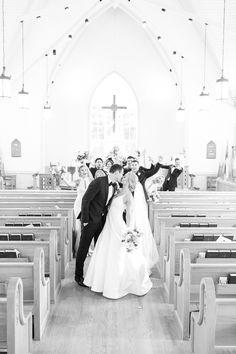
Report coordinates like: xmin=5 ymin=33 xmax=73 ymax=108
xmin=76 ymin=150 xmax=89 ymax=162
xmin=121 ymin=228 xmax=142 ymax=252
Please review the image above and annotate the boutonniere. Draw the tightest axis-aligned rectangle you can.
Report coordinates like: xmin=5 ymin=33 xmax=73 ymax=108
xmin=137 ymin=172 xmax=141 ymax=176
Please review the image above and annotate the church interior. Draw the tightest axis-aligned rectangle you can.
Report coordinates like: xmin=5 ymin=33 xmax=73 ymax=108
xmin=1 ymin=0 xmax=236 ymax=353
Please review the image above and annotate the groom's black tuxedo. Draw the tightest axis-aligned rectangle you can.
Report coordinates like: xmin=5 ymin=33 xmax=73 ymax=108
xmin=81 ymin=176 xmax=110 ymax=224
xmin=75 ymin=175 xmax=116 ymax=280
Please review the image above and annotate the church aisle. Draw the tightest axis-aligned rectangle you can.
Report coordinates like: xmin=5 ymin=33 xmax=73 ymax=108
xmin=33 ymin=260 xmax=191 ymax=354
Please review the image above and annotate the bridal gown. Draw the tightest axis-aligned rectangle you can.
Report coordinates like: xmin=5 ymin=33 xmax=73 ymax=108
xmin=133 ymin=181 xmax=159 ymax=271
xmin=84 ymin=193 xmax=153 ymax=299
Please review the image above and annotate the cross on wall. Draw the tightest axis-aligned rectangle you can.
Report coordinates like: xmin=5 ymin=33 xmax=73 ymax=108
xmin=102 ymin=94 xmax=127 ymax=132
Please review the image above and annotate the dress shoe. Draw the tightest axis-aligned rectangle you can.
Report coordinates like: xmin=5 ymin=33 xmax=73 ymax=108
xmin=75 ymin=277 xmax=88 ymax=288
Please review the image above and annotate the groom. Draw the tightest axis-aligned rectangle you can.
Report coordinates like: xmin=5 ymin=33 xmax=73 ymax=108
xmin=75 ymin=164 xmax=123 ymax=287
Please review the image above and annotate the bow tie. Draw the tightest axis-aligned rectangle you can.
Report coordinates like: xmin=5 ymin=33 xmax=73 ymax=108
xmin=109 ymin=182 xmax=116 ymax=187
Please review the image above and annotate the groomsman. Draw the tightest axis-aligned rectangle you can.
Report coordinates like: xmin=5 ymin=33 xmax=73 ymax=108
xmin=162 ymin=158 xmax=183 ymax=191
xmin=123 ymin=156 xmax=134 ymax=175
xmin=89 ymin=158 xmax=106 ymax=178
xmin=131 ymin=158 xmax=165 ymax=199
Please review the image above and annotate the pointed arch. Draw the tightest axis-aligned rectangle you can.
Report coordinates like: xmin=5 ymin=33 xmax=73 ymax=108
xmin=89 ymin=72 xmax=138 ymax=157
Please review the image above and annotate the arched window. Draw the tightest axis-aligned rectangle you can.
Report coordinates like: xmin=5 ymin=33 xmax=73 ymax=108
xmin=89 ymin=73 xmax=138 ymax=157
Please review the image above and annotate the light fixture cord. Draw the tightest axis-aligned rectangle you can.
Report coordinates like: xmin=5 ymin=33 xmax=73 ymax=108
xmin=21 ymin=20 xmax=25 ymax=87
xmin=45 ymin=54 xmax=49 ymax=102
xmin=221 ymin=0 xmax=226 ymax=76
xmin=203 ymin=23 xmax=208 ymax=89
xmin=180 ymin=56 xmax=184 ymax=105
xmin=2 ymin=0 xmax=5 ymax=69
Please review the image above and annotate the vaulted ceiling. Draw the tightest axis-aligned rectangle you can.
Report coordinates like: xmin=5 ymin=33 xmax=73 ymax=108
xmin=1 ymin=0 xmax=236 ymax=99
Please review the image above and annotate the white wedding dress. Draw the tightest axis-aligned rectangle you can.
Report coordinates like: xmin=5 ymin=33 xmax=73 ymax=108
xmin=133 ymin=181 xmax=159 ymax=270
xmin=84 ymin=192 xmax=153 ymax=299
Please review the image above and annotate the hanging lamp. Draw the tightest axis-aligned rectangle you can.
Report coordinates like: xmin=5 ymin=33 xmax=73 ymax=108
xmin=176 ymin=55 xmax=186 ymax=122
xmin=216 ymin=0 xmax=229 ymax=101
xmin=0 ymin=0 xmax=11 ymax=98
xmin=199 ymin=23 xmax=210 ymax=110
xmin=43 ymin=53 xmax=51 ymax=118
xmin=18 ymin=20 xmax=29 ymax=109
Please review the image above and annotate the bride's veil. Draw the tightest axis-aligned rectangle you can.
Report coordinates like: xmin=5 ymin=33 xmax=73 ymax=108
xmin=133 ymin=181 xmax=149 ymax=231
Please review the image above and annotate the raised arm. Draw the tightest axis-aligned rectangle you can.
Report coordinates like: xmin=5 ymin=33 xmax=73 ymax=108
xmin=142 ymin=162 xmax=163 ymax=178
xmin=161 ymin=164 xmax=171 ymax=170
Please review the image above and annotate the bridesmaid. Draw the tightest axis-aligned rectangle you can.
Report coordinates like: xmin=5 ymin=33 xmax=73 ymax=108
xmin=73 ymin=164 xmax=93 ymax=256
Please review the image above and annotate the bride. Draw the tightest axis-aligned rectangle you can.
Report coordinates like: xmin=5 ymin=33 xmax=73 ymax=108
xmin=84 ymin=172 xmax=156 ymax=299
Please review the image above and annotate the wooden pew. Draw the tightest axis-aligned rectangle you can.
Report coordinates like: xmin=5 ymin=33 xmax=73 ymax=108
xmin=0 ymin=189 xmax=77 ymax=199
xmin=0 ymin=277 xmax=32 ymax=354
xmin=152 ymin=208 xmax=236 ymax=236
xmin=0 ymin=208 xmax=73 ymax=262
xmin=160 ymin=226 xmax=236 ymax=279
xmin=190 ymin=277 xmax=236 ymax=354
xmin=156 ymin=215 xmax=236 ymax=245
xmin=158 ymin=191 xmax=236 ymax=197
xmin=0 ymin=201 xmax=73 ymax=209
xmin=149 ymin=200 xmax=236 ymax=232
xmin=158 ymin=192 xmax=236 ymax=201
xmin=0 ymin=230 xmax=61 ymax=303
xmin=0 ymin=223 xmax=68 ymax=279
xmin=0 ymin=248 xmax=50 ymax=340
xmin=154 ymin=201 xmax=236 ymax=210
xmin=174 ymin=248 xmax=236 ymax=340
xmin=164 ymin=235 xmax=236 ymax=304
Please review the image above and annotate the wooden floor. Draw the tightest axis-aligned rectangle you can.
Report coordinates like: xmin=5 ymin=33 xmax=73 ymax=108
xmin=33 ymin=259 xmax=191 ymax=354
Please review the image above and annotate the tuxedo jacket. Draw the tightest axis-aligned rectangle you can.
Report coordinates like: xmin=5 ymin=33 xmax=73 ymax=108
xmin=163 ymin=166 xmax=183 ymax=189
xmin=89 ymin=167 xmax=106 ymax=178
xmin=80 ymin=176 xmax=110 ymax=224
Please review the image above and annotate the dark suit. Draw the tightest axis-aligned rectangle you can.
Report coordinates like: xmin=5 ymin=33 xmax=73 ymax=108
xmin=136 ymin=162 xmax=163 ymax=200
xmin=75 ymin=176 xmax=114 ymax=278
xmin=162 ymin=166 xmax=183 ymax=191
xmin=89 ymin=166 xmax=106 ymax=178
xmin=123 ymin=167 xmax=131 ymax=175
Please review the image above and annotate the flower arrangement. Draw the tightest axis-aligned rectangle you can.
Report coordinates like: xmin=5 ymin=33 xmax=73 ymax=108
xmin=107 ymin=146 xmax=126 ymax=166
xmin=148 ymin=190 xmax=160 ymax=203
xmin=135 ymin=149 xmax=141 ymax=158
xmin=49 ymin=163 xmax=67 ymax=186
xmin=77 ymin=150 xmax=89 ymax=162
xmin=121 ymin=228 xmax=142 ymax=252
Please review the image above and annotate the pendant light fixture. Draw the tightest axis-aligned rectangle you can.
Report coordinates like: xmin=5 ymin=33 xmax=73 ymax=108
xmin=199 ymin=23 xmax=210 ymax=110
xmin=216 ymin=0 xmax=229 ymax=101
xmin=176 ymin=55 xmax=186 ymax=122
xmin=18 ymin=20 xmax=29 ymax=109
xmin=0 ymin=0 xmax=11 ymax=98
xmin=43 ymin=54 xmax=51 ymax=119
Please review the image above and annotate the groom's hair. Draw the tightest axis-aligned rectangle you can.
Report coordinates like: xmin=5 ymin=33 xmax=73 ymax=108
xmin=110 ymin=164 xmax=123 ymax=174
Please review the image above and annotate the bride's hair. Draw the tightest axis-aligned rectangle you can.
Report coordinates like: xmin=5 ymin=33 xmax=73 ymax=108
xmin=125 ymin=172 xmax=138 ymax=192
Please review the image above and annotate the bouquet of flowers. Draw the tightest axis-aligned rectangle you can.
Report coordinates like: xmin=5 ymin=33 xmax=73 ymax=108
xmin=107 ymin=146 xmax=126 ymax=166
xmin=77 ymin=150 xmax=89 ymax=162
xmin=49 ymin=163 xmax=66 ymax=186
xmin=121 ymin=228 xmax=142 ymax=252
xmin=148 ymin=190 xmax=160 ymax=202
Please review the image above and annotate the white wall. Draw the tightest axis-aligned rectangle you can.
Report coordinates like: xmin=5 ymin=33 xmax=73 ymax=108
xmin=45 ymin=8 xmax=182 ymax=166
xmin=0 ymin=5 xmax=235 ymax=190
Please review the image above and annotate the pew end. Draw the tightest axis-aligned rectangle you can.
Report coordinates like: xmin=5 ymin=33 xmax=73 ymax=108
xmin=191 ymin=277 xmax=236 ymax=354
xmin=0 ymin=277 xmax=32 ymax=354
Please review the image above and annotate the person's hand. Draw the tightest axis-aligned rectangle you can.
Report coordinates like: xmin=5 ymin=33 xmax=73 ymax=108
xmin=83 ymin=222 xmax=88 ymax=227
